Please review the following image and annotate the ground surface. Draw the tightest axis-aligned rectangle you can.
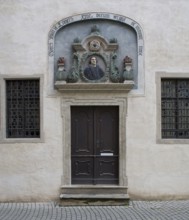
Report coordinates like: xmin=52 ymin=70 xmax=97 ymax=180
xmin=0 ymin=200 xmax=189 ymax=219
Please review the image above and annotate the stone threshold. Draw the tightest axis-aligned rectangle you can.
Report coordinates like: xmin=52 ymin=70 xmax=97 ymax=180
xmin=59 ymin=185 xmax=129 ymax=206
xmin=60 ymin=193 xmax=129 ymax=199
xmin=60 ymin=185 xmax=128 ymax=194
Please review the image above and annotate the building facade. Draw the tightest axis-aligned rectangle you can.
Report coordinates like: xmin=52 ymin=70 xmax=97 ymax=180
xmin=0 ymin=0 xmax=189 ymax=202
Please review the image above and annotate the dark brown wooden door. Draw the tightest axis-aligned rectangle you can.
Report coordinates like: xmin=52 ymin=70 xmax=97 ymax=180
xmin=71 ymin=106 xmax=119 ymax=185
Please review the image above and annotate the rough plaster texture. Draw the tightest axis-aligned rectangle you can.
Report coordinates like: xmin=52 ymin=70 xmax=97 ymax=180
xmin=0 ymin=0 xmax=189 ymax=201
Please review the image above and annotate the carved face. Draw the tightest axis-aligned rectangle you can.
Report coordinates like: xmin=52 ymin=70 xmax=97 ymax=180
xmin=90 ymin=57 xmax=97 ymax=66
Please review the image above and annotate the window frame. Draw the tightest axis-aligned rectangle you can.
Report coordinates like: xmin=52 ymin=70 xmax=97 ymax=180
xmin=156 ymin=72 xmax=189 ymax=144
xmin=0 ymin=75 xmax=44 ymax=143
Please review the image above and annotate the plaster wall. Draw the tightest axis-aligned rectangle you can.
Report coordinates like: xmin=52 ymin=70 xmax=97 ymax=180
xmin=0 ymin=0 xmax=189 ymax=201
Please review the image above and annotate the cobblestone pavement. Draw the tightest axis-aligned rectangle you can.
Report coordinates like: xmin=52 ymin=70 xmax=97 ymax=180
xmin=0 ymin=200 xmax=189 ymax=220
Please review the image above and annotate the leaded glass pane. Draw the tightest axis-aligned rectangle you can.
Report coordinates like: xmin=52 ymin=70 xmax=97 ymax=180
xmin=6 ymin=80 xmax=40 ymax=138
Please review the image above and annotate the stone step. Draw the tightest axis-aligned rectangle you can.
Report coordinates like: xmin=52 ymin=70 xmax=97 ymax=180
xmin=60 ymin=185 xmax=128 ymax=195
xmin=59 ymin=193 xmax=129 ymax=206
xmin=59 ymin=186 xmax=129 ymax=206
xmin=60 ymin=193 xmax=129 ymax=199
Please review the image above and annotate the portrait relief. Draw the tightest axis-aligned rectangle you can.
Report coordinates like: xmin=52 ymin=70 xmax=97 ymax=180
xmin=83 ymin=56 xmax=105 ymax=81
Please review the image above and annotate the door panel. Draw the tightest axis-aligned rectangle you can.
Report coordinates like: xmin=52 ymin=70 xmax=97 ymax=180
xmin=72 ymin=156 xmax=94 ymax=184
xmin=94 ymin=107 xmax=118 ymax=155
xmin=95 ymin=156 xmax=119 ymax=184
xmin=71 ymin=106 xmax=119 ymax=185
xmin=71 ymin=107 xmax=93 ymax=155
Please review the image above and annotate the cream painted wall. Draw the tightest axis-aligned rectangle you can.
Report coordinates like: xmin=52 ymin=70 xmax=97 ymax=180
xmin=0 ymin=0 xmax=189 ymax=201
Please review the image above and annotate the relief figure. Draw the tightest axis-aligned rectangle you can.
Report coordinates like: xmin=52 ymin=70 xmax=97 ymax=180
xmin=84 ymin=56 xmax=104 ymax=80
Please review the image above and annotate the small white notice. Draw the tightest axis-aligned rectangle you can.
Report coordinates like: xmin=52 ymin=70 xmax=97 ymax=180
xmin=100 ymin=153 xmax=113 ymax=156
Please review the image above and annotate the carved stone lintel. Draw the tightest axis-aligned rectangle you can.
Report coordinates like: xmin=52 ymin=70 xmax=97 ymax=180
xmin=54 ymin=81 xmax=135 ymax=92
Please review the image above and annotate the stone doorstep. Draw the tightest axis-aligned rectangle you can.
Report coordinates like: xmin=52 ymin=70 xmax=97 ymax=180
xmin=59 ymin=186 xmax=129 ymax=206
xmin=60 ymin=193 xmax=129 ymax=199
xmin=60 ymin=186 xmax=128 ymax=194
xmin=59 ymin=194 xmax=129 ymax=206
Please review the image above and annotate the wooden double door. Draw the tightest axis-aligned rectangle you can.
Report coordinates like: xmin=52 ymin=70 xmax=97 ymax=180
xmin=71 ymin=106 xmax=119 ymax=185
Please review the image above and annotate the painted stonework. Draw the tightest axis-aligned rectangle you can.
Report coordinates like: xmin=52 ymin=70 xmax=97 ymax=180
xmin=49 ymin=12 xmax=144 ymax=94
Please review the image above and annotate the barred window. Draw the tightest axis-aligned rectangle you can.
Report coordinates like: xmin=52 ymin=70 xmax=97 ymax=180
xmin=161 ymin=79 xmax=189 ymax=139
xmin=6 ymin=79 xmax=40 ymax=138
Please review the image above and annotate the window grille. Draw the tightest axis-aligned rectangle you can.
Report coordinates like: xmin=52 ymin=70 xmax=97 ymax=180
xmin=161 ymin=78 xmax=189 ymax=138
xmin=6 ymin=80 xmax=40 ymax=138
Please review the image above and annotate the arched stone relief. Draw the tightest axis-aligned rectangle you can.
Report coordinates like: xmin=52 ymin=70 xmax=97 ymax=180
xmin=48 ymin=13 xmax=144 ymax=94
xmin=66 ymin=26 xmax=121 ymax=83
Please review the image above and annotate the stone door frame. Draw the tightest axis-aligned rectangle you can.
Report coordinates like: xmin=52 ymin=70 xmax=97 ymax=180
xmin=60 ymin=94 xmax=128 ymax=188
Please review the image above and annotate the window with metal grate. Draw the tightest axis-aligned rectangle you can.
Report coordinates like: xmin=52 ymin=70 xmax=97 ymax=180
xmin=6 ymin=79 xmax=40 ymax=138
xmin=161 ymin=78 xmax=189 ymax=139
